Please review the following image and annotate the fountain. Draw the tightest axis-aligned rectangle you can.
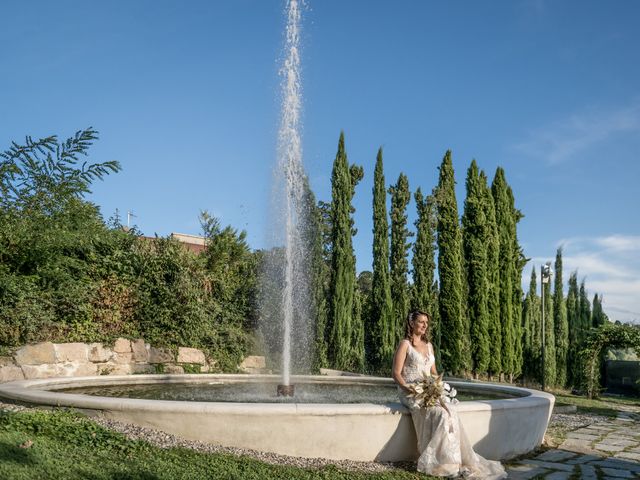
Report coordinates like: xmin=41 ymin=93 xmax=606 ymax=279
xmin=0 ymin=0 xmax=554 ymax=462
xmin=275 ymin=0 xmax=305 ymax=397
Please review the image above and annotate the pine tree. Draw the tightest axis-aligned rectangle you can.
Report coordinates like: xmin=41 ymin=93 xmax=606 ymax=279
xmin=412 ymin=187 xmax=438 ymax=310
xmin=553 ymin=248 xmax=569 ymax=387
xmin=462 ymin=160 xmax=490 ymax=375
xmin=389 ymin=173 xmax=412 ymax=347
xmin=481 ymin=171 xmax=502 ymax=378
xmin=370 ymin=148 xmax=394 ymax=370
xmin=327 ymin=132 xmax=363 ymax=370
xmin=492 ymin=168 xmax=515 ymax=379
xmin=566 ymin=272 xmax=579 ymax=386
xmin=436 ymin=151 xmax=466 ymax=374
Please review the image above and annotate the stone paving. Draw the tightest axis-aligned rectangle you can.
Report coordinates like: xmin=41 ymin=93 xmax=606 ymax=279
xmin=506 ymin=410 xmax=640 ymax=479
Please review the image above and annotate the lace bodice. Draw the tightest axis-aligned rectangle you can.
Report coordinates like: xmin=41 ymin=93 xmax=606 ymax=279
xmin=401 ymin=341 xmax=435 ymax=384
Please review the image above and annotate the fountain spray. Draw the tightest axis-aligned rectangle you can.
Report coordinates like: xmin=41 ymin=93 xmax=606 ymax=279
xmin=277 ymin=0 xmax=305 ymax=396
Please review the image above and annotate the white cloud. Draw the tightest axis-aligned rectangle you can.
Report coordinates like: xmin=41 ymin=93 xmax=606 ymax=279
xmin=595 ymin=235 xmax=640 ymax=252
xmin=526 ymin=234 xmax=640 ymax=324
xmin=511 ymin=101 xmax=640 ymax=164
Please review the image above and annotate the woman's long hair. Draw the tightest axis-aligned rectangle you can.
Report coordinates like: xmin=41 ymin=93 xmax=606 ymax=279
xmin=404 ymin=310 xmax=431 ymax=346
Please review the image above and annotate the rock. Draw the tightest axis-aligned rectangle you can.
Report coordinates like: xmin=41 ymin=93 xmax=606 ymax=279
xmin=97 ymin=363 xmax=131 ymax=376
xmin=132 ymin=363 xmax=154 ymax=374
xmin=164 ymin=365 xmax=184 ymax=374
xmin=149 ymin=347 xmax=174 ymax=364
xmin=54 ymin=343 xmax=88 ymax=362
xmin=113 ymin=352 xmax=133 ymax=364
xmin=21 ymin=364 xmax=57 ymax=379
xmin=54 ymin=361 xmax=98 ymax=377
xmin=177 ymin=347 xmax=205 ymax=365
xmin=200 ymin=365 xmax=210 ymax=373
xmin=88 ymin=343 xmax=113 ymax=362
xmin=113 ymin=338 xmax=132 ymax=354
xmin=14 ymin=342 xmax=56 ymax=365
xmin=0 ymin=365 xmax=25 ymax=383
xmin=131 ymin=339 xmax=149 ymax=362
xmin=0 ymin=356 xmax=16 ymax=367
xmin=240 ymin=356 xmax=266 ymax=370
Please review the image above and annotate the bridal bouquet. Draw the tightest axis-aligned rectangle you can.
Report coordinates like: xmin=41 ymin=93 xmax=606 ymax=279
xmin=408 ymin=372 xmax=458 ymax=408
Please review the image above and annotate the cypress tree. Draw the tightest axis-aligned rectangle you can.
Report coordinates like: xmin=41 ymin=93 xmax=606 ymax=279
xmin=351 ymin=288 xmax=365 ymax=371
xmin=481 ymin=171 xmax=502 ymax=378
xmin=436 ymin=151 xmax=466 ymax=374
xmin=542 ymin=267 xmax=556 ymax=386
xmin=566 ymin=272 xmax=580 ymax=386
xmin=492 ymin=168 xmax=515 ymax=379
xmin=522 ymin=268 xmax=541 ymax=380
xmin=579 ymin=281 xmax=591 ymax=342
xmin=370 ymin=148 xmax=394 ymax=369
xmin=301 ymin=179 xmax=330 ymax=371
xmin=389 ymin=173 xmax=412 ymax=347
xmin=509 ymin=186 xmax=526 ymax=379
xmin=592 ymin=294 xmax=607 ymax=328
xmin=462 ymin=160 xmax=490 ymax=375
xmin=411 ymin=188 xmax=437 ymax=313
xmin=327 ymin=132 xmax=363 ymax=370
xmin=553 ymin=248 xmax=569 ymax=387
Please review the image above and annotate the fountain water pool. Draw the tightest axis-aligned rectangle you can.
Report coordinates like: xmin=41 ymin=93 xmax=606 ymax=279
xmin=0 ymin=374 xmax=554 ymax=461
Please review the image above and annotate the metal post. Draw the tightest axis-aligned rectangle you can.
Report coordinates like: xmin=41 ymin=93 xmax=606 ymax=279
xmin=540 ymin=262 xmax=552 ymax=392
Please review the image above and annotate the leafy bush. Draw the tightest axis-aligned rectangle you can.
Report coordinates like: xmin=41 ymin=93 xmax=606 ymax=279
xmin=0 ymin=130 xmax=258 ymax=371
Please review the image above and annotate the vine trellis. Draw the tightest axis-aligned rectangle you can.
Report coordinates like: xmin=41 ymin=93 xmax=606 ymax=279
xmin=580 ymin=323 xmax=640 ymax=398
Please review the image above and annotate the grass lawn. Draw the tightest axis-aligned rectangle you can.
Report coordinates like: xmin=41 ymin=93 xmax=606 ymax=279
xmin=551 ymin=390 xmax=640 ymax=418
xmin=0 ymin=409 xmax=428 ymax=480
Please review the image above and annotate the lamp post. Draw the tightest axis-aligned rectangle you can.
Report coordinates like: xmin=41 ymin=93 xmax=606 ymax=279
xmin=541 ymin=262 xmax=552 ymax=391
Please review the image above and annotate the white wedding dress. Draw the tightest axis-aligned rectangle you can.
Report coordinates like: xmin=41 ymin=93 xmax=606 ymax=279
xmin=398 ymin=343 xmax=507 ymax=479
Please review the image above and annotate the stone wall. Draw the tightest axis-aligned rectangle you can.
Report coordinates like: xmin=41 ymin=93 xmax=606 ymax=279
xmin=0 ymin=340 xmax=268 ymax=383
xmin=0 ymin=339 xmax=213 ymax=383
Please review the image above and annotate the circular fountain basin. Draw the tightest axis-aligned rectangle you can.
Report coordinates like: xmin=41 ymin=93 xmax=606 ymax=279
xmin=0 ymin=374 xmax=554 ymax=461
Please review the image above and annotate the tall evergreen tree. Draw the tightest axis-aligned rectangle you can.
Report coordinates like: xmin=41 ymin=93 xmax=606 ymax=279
xmin=481 ymin=171 xmax=502 ymax=378
xmin=327 ymin=132 xmax=363 ymax=370
xmin=389 ymin=173 xmax=412 ymax=347
xmin=522 ymin=268 xmax=541 ymax=380
xmin=566 ymin=272 xmax=580 ymax=386
xmin=553 ymin=248 xmax=569 ymax=387
xmin=592 ymin=294 xmax=607 ymax=328
xmin=370 ymin=148 xmax=394 ymax=369
xmin=508 ymin=186 xmax=526 ymax=379
xmin=492 ymin=168 xmax=515 ymax=379
xmin=436 ymin=151 xmax=466 ymax=374
xmin=411 ymin=188 xmax=437 ymax=316
xmin=542 ymin=267 xmax=556 ymax=386
xmin=351 ymin=288 xmax=365 ymax=371
xmin=301 ymin=179 xmax=329 ymax=371
xmin=462 ymin=160 xmax=490 ymax=375
xmin=579 ymin=281 xmax=592 ymax=342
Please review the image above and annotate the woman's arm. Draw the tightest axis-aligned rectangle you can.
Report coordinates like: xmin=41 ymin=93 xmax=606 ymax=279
xmin=392 ymin=340 xmax=413 ymax=393
xmin=429 ymin=342 xmax=438 ymax=376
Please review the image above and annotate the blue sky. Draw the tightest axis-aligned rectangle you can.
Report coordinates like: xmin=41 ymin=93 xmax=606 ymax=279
xmin=1 ymin=1 xmax=639 ymax=323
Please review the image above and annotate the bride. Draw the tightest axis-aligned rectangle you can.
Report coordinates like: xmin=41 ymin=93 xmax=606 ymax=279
xmin=392 ymin=310 xmax=507 ymax=479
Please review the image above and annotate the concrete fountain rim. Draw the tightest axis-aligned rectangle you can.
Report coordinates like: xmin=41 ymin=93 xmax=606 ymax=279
xmin=0 ymin=374 xmax=554 ymax=416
